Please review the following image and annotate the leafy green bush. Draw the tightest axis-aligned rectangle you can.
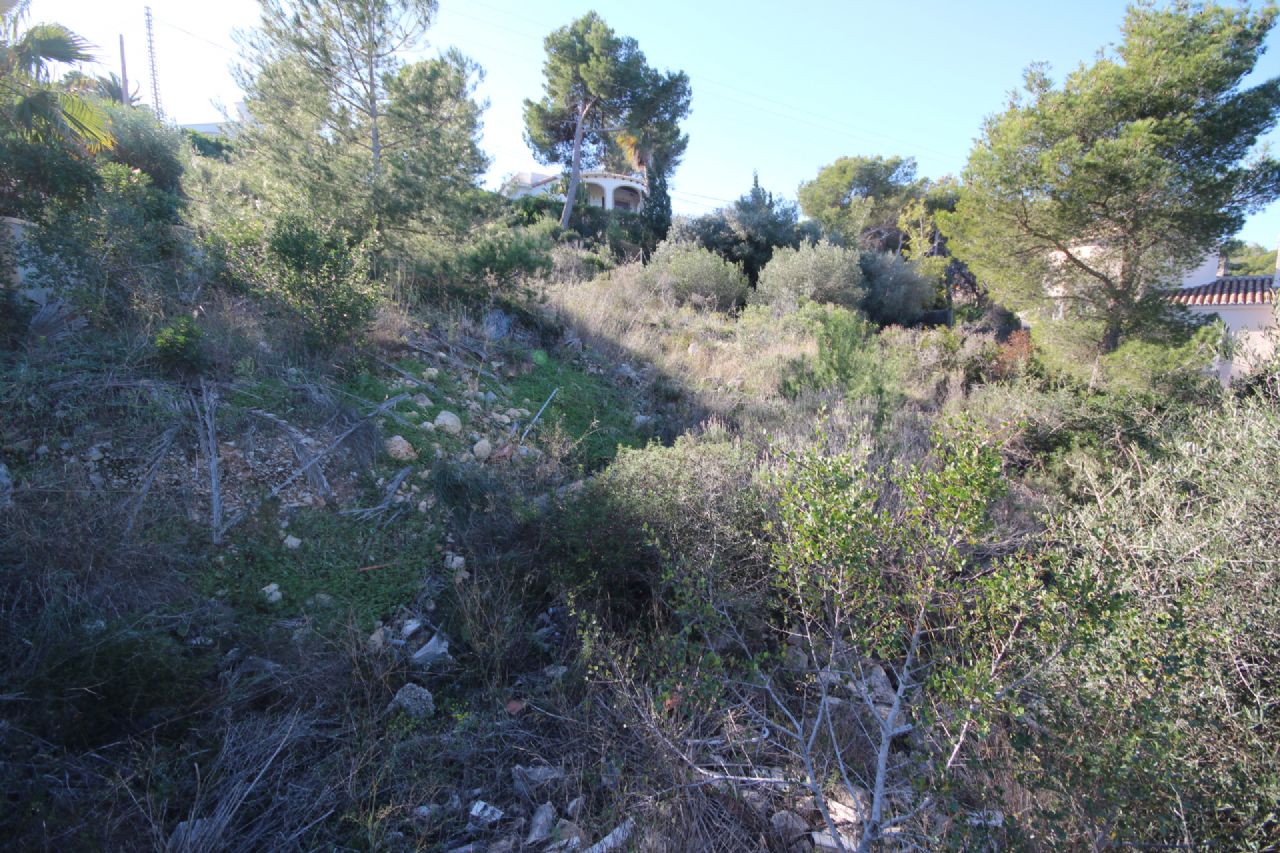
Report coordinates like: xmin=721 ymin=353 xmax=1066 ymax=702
xmin=457 ymin=219 xmax=554 ymax=286
xmin=642 ymin=240 xmax=748 ymax=311
xmin=859 ymin=249 xmax=936 ymax=326
xmin=153 ymin=315 xmax=204 ymax=374
xmin=24 ymin=162 xmax=183 ymax=317
xmin=547 ymin=429 xmax=766 ymax=630
xmin=101 ymin=103 xmax=186 ymax=194
xmin=264 ymin=214 xmax=377 ymax=348
xmin=753 ymin=239 xmax=863 ymax=312
xmin=1019 ymin=400 xmax=1280 ymax=847
xmin=781 ymin=305 xmax=902 ymax=419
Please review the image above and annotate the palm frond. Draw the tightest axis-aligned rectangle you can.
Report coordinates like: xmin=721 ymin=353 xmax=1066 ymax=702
xmin=9 ymin=85 xmax=112 ymax=150
xmin=56 ymin=90 xmax=112 ymax=150
xmin=15 ymin=23 xmax=94 ymax=78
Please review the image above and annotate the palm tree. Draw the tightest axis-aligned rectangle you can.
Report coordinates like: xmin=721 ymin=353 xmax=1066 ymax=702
xmin=0 ymin=0 xmax=111 ymax=150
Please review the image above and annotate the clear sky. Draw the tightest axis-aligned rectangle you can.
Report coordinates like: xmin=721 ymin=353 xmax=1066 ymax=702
xmin=28 ymin=0 xmax=1280 ymax=248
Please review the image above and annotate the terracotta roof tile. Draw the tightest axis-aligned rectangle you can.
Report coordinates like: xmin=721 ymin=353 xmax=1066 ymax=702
xmin=1170 ymin=275 xmax=1276 ymax=307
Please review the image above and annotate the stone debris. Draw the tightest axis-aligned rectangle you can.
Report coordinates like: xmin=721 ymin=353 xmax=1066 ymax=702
xmin=411 ymin=393 xmax=433 ymax=407
xmin=512 ymin=764 xmax=565 ymax=799
xmin=283 ymin=534 xmax=302 ymax=550
xmin=811 ymin=828 xmax=858 ymax=852
xmin=387 ymin=683 xmax=435 ymax=719
xmin=260 ymin=582 xmax=282 ymax=604
xmin=400 ymin=618 xmax=423 ymax=639
xmin=444 ymin=553 xmax=466 ymax=572
xmin=411 ymin=632 xmax=451 ymax=668
xmin=771 ymin=810 xmax=808 ymax=843
xmin=526 ymin=802 xmax=557 ymax=845
xmin=467 ymin=800 xmax=504 ymax=827
xmin=565 ymin=796 xmax=584 ymax=820
xmin=434 ymin=410 xmax=463 ymax=434
xmin=472 ymin=438 xmax=492 ymax=462
xmin=584 ymin=818 xmax=634 ymax=853
xmin=384 ymin=435 xmax=419 ymax=461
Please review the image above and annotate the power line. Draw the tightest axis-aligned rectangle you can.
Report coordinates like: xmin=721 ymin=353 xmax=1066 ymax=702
xmin=153 ymin=17 xmax=238 ymax=55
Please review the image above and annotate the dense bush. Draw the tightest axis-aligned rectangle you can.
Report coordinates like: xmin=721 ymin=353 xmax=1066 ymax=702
xmin=0 ymin=132 xmax=98 ymax=218
xmin=859 ymin=249 xmax=936 ymax=326
xmin=1017 ymin=401 xmax=1280 ymax=847
xmin=100 ymin=104 xmax=186 ymax=194
xmin=153 ymin=315 xmax=205 ymax=375
xmin=781 ymin=305 xmax=903 ymax=421
xmin=23 ymin=162 xmax=183 ymax=316
xmin=641 ymin=240 xmax=749 ymax=311
xmin=456 ymin=219 xmax=555 ymax=286
xmin=264 ymin=215 xmax=377 ymax=348
xmin=547 ymin=429 xmax=766 ymax=630
xmin=754 ymin=239 xmax=863 ymax=312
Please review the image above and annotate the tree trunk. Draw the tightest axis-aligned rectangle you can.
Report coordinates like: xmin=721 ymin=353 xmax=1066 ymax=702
xmin=559 ymin=101 xmax=592 ymax=229
xmin=1100 ymin=318 xmax=1122 ymax=354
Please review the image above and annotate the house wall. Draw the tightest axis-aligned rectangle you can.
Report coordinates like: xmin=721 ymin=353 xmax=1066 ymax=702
xmin=1186 ymin=303 xmax=1277 ymax=382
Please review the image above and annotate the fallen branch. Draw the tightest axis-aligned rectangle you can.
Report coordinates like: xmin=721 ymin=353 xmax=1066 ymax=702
xmin=520 ymin=387 xmax=559 ymax=443
xmin=245 ymin=409 xmax=334 ymax=501
xmin=340 ymin=466 xmax=412 ymax=521
xmin=406 ymin=338 xmax=500 ymax=382
xmin=377 ymin=358 xmax=440 ymax=394
xmin=122 ymin=424 xmax=179 ymax=536
xmin=217 ymin=394 xmax=409 ymax=539
xmin=191 ymin=381 xmax=223 ymax=546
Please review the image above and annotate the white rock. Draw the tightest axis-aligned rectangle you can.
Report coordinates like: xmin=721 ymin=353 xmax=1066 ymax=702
xmin=423 ymin=367 xmax=439 ymax=380
xmin=411 ymin=633 xmax=450 ymax=668
xmin=86 ymin=446 xmax=104 ymax=462
xmin=811 ymin=829 xmax=857 ymax=852
xmin=283 ymin=535 xmax=302 ymax=550
xmin=444 ymin=554 xmax=466 ymax=572
xmin=261 ymin=583 xmax=282 ymax=604
xmin=771 ymin=810 xmax=808 ymax=842
xmin=387 ymin=682 xmax=435 ymax=719
xmin=401 ymin=618 xmax=423 ymax=639
xmin=434 ymin=411 xmax=463 ymax=434
xmin=468 ymin=800 xmax=504 ymax=826
xmin=527 ymin=802 xmax=557 ymax=845
xmin=472 ymin=438 xmax=492 ymax=461
xmin=385 ymin=435 xmax=419 ymax=461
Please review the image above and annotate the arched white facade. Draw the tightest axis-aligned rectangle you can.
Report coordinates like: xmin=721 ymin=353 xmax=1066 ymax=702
xmin=503 ymin=170 xmax=647 ymax=213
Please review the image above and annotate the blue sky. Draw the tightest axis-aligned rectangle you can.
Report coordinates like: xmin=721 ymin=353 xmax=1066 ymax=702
xmin=30 ymin=0 xmax=1280 ymax=247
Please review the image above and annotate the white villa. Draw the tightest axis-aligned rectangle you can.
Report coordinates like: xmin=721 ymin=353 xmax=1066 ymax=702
xmin=1171 ymin=262 xmax=1277 ymax=383
xmin=502 ymin=170 xmax=647 ymax=213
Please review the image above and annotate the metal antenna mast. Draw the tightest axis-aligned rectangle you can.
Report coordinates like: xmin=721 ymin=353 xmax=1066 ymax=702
xmin=145 ymin=6 xmax=162 ymax=119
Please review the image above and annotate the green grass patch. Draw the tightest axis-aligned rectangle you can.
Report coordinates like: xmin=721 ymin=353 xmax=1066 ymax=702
xmin=508 ymin=353 xmax=643 ymax=471
xmin=201 ymin=507 xmax=441 ymax=631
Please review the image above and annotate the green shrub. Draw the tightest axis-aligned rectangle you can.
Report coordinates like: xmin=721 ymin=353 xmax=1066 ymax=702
xmin=24 ymin=162 xmax=183 ymax=317
xmin=1020 ymin=401 xmax=1280 ymax=847
xmin=754 ymin=239 xmax=863 ymax=313
xmin=642 ymin=240 xmax=748 ymax=311
xmin=153 ymin=315 xmax=204 ymax=374
xmin=458 ymin=219 xmax=554 ymax=286
xmin=781 ymin=305 xmax=902 ymax=420
xmin=859 ymin=250 xmax=936 ymax=326
xmin=264 ymin=214 xmax=377 ymax=349
xmin=547 ymin=430 xmax=766 ymax=630
xmin=101 ymin=103 xmax=186 ymax=194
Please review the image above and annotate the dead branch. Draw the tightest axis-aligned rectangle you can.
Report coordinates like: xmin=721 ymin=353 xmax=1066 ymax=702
xmin=190 ymin=381 xmax=223 ymax=546
xmin=340 ymin=466 xmax=412 ymax=520
xmin=217 ymin=393 xmax=409 ymax=539
xmin=245 ymin=408 xmax=335 ymax=501
xmin=520 ymin=387 xmax=560 ymax=443
xmin=121 ymin=424 xmax=179 ymax=536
